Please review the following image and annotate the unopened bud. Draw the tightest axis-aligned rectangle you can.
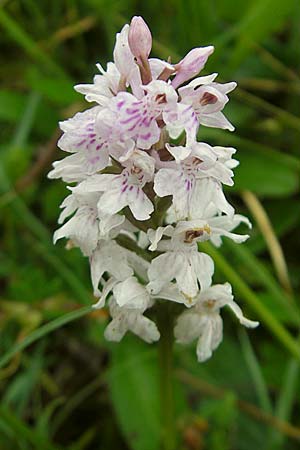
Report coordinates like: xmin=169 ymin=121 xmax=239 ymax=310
xmin=172 ymin=46 xmax=214 ymax=88
xmin=128 ymin=16 xmax=152 ymax=64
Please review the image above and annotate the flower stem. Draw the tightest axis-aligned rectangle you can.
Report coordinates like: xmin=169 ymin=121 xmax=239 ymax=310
xmin=157 ymin=303 xmax=176 ymax=450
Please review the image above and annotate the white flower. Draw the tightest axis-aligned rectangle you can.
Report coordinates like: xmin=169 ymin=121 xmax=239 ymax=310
xmin=53 ymin=190 xmax=127 ymax=257
xmin=100 ymin=276 xmax=160 ymax=343
xmin=147 ymin=224 xmax=214 ymax=298
xmin=54 ymin=106 xmax=135 ymax=176
xmin=146 ymin=214 xmax=249 ymax=301
xmin=90 ymin=240 xmax=134 ymax=298
xmin=113 ymin=24 xmax=143 ymax=98
xmin=154 ymin=145 xmax=235 ymax=219
xmin=105 ymin=297 xmax=160 ymax=343
xmin=48 ymin=153 xmax=88 ymax=183
xmin=110 ymin=80 xmax=178 ymax=149
xmin=75 ymin=62 xmax=120 ymax=105
xmin=53 ymin=192 xmax=101 ymax=256
xmin=73 ymin=150 xmax=155 ymax=221
xmin=75 ymin=24 xmax=143 ymax=102
xmin=174 ymin=283 xmax=259 ymax=362
xmin=171 ymin=46 xmax=214 ymax=89
xmin=165 ymin=204 xmax=251 ymax=245
xmin=165 ymin=73 xmax=236 ymax=142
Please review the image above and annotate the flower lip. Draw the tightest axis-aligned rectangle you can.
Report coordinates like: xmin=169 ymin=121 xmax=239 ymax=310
xmin=184 ymin=225 xmax=211 ymax=243
xmin=199 ymin=92 xmax=218 ymax=106
xmin=203 ymin=299 xmax=216 ymax=309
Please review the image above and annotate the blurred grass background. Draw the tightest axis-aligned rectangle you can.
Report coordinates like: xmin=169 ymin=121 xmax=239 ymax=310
xmin=0 ymin=0 xmax=300 ymax=449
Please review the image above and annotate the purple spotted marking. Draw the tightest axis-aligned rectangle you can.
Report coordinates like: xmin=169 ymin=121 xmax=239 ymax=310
xmin=126 ymin=108 xmax=139 ymax=114
xmin=140 ymin=132 xmax=151 ymax=141
xmin=121 ymin=114 xmax=141 ymax=125
xmin=127 ymin=119 xmax=141 ymax=132
xmin=77 ymin=138 xmax=87 ymax=147
xmin=117 ymin=100 xmax=125 ymax=109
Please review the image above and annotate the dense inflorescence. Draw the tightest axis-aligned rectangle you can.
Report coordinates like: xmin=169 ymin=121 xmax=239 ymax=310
xmin=49 ymin=16 xmax=258 ymax=362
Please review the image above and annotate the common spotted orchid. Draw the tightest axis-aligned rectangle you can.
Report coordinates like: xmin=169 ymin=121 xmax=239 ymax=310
xmin=49 ymin=16 xmax=258 ymax=363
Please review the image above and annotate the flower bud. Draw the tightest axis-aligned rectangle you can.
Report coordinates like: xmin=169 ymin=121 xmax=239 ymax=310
xmin=128 ymin=16 xmax=152 ymax=64
xmin=172 ymin=46 xmax=214 ymax=88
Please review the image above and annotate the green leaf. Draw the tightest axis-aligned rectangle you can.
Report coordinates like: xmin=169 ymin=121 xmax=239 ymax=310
xmin=3 ymin=343 xmax=45 ymax=415
xmin=229 ymin=0 xmax=297 ymax=67
xmin=107 ymin=337 xmax=160 ymax=450
xmin=0 ymin=406 xmax=60 ymax=450
xmin=232 ymin=150 xmax=299 ymax=196
xmin=26 ymin=67 xmax=79 ymax=106
xmin=239 ymin=330 xmax=272 ymax=413
xmin=0 ymin=90 xmax=27 ymax=123
xmin=0 ymin=306 xmax=92 ymax=369
xmin=0 ymin=8 xmax=67 ymax=78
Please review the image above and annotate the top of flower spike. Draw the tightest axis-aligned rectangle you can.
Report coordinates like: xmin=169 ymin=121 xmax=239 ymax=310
xmin=128 ymin=16 xmax=152 ymax=64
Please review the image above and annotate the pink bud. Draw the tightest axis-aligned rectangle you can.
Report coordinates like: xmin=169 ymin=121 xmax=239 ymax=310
xmin=172 ymin=46 xmax=214 ymax=88
xmin=128 ymin=16 xmax=152 ymax=64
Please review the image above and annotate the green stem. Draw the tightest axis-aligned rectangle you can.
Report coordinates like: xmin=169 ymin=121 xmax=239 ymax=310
xmin=157 ymin=303 xmax=176 ymax=450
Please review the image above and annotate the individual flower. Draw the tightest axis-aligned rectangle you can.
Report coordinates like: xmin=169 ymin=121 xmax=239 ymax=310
xmin=166 ymin=73 xmax=236 ymax=142
xmin=110 ymin=80 xmax=178 ymax=149
xmin=105 ymin=297 xmax=160 ymax=343
xmin=74 ymin=62 xmax=120 ymax=105
xmin=146 ymin=213 xmax=249 ymax=301
xmin=147 ymin=224 xmax=214 ymax=298
xmin=48 ymin=152 xmax=89 ymax=183
xmin=90 ymin=240 xmax=134 ymax=298
xmin=171 ymin=46 xmax=214 ymax=89
xmin=154 ymin=143 xmax=237 ymax=220
xmin=53 ymin=192 xmax=101 ymax=256
xmin=73 ymin=150 xmax=155 ymax=221
xmin=54 ymin=106 xmax=135 ymax=176
xmin=96 ymin=275 xmax=160 ymax=343
xmin=174 ymin=283 xmax=259 ymax=361
xmin=76 ymin=24 xmax=143 ymax=101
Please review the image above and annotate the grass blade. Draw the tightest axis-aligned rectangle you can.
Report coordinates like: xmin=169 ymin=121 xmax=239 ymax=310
xmin=0 ymin=306 xmax=92 ymax=369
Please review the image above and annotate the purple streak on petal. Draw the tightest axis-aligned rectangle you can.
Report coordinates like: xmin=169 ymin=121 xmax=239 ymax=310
xmin=140 ymin=132 xmax=151 ymax=141
xmin=117 ymin=100 xmax=125 ymax=109
xmin=141 ymin=116 xmax=152 ymax=126
xmin=77 ymin=138 xmax=87 ymax=147
xmin=127 ymin=119 xmax=141 ymax=132
xmin=121 ymin=113 xmax=141 ymax=124
xmin=126 ymin=108 xmax=139 ymax=114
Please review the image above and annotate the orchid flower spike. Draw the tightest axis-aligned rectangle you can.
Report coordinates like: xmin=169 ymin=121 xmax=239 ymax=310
xmin=49 ymin=16 xmax=258 ymax=364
